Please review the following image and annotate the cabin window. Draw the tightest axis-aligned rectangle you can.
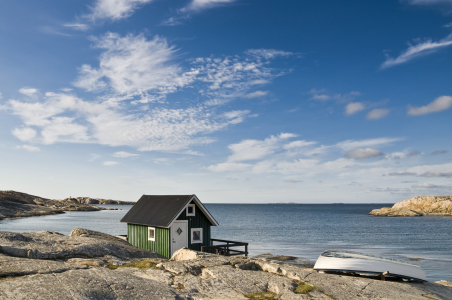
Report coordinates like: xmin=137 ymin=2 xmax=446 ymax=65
xmin=148 ymin=227 xmax=155 ymax=241
xmin=186 ymin=204 xmax=195 ymax=216
xmin=191 ymin=228 xmax=203 ymax=244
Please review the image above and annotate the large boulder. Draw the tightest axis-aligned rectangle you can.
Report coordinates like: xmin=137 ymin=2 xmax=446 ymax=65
xmin=369 ymin=195 xmax=452 ymax=217
xmin=0 ymin=229 xmax=163 ymax=260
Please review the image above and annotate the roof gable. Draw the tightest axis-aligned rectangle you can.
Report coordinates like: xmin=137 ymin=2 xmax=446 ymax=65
xmin=120 ymin=194 xmax=218 ymax=228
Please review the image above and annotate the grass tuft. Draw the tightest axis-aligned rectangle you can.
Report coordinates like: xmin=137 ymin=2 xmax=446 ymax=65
xmin=294 ymin=281 xmax=316 ymax=294
xmin=245 ymin=292 xmax=276 ymax=299
xmin=108 ymin=259 xmax=157 ymax=270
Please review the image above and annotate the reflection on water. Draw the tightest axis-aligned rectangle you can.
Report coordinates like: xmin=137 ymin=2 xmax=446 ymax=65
xmin=1 ymin=203 xmax=451 ymax=282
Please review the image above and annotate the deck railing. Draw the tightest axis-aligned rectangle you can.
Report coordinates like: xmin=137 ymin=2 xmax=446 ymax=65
xmin=201 ymin=238 xmax=248 ymax=256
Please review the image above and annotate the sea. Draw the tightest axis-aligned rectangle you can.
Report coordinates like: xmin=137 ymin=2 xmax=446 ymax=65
xmin=1 ymin=203 xmax=451 ymax=282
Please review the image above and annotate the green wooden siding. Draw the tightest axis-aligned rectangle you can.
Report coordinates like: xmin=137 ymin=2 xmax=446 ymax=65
xmin=127 ymin=224 xmax=170 ymax=258
xmin=176 ymin=202 xmax=211 ymax=252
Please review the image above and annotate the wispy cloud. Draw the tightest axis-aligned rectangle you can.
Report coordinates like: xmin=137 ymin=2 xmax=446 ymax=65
xmin=366 ymin=108 xmax=390 ymax=120
xmin=408 ymin=96 xmax=452 ymax=115
xmin=387 ymin=172 xmax=417 ymax=176
xmin=227 ymin=133 xmax=297 ymax=162
xmin=16 ymin=145 xmax=41 ymax=152
xmin=12 ymin=127 xmax=37 ymax=142
xmin=206 ymin=162 xmax=252 ymax=172
xmin=336 ymin=137 xmax=402 ymax=151
xmin=244 ymin=91 xmax=269 ymax=98
xmin=19 ymin=87 xmax=39 ymax=97
xmin=381 ymin=33 xmax=452 ymax=69
xmin=63 ymin=23 xmax=90 ymax=31
xmin=86 ymin=0 xmax=154 ymax=22
xmin=419 ymin=171 xmax=452 ymax=177
xmin=74 ymin=33 xmax=191 ymax=102
xmin=181 ymin=0 xmax=237 ymax=12
xmin=432 ymin=150 xmax=448 ymax=155
xmin=345 ymin=148 xmax=383 ymax=159
xmin=345 ymin=102 xmax=365 ymax=115
xmin=113 ymin=151 xmax=140 ymax=158
xmin=74 ymin=33 xmax=290 ymax=106
xmin=308 ymin=89 xmax=361 ymax=102
xmin=103 ymin=161 xmax=119 ymax=166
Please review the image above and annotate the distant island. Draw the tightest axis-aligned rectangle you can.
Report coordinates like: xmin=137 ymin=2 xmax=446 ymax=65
xmin=0 ymin=190 xmax=134 ymax=220
xmin=369 ymin=195 xmax=452 ymax=217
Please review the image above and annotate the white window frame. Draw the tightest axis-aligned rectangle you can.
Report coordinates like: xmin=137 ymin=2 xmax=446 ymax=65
xmin=191 ymin=228 xmax=203 ymax=244
xmin=186 ymin=204 xmax=196 ymax=216
xmin=148 ymin=227 xmax=155 ymax=241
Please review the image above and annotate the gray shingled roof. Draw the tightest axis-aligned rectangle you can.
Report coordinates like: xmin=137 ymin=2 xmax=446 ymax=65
xmin=120 ymin=195 xmax=218 ymax=228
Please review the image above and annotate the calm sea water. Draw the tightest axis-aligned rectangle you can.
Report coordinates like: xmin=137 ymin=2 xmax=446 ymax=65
xmin=1 ymin=203 xmax=451 ymax=282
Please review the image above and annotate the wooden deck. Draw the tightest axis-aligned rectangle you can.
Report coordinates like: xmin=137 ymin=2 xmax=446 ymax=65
xmin=201 ymin=238 xmax=248 ymax=256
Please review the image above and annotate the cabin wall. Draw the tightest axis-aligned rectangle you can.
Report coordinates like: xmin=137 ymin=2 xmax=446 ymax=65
xmin=176 ymin=202 xmax=211 ymax=251
xmin=127 ymin=224 xmax=170 ymax=258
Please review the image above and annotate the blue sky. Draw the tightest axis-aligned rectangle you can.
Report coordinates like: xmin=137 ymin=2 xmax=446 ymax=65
xmin=0 ymin=0 xmax=451 ymax=203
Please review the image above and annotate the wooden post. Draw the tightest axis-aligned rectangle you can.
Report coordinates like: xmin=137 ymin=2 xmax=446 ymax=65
xmin=245 ymin=244 xmax=248 ymax=257
xmin=381 ymin=271 xmax=389 ymax=281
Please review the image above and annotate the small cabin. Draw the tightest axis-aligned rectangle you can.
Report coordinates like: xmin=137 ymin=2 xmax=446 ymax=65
xmin=120 ymin=194 xmax=219 ymax=258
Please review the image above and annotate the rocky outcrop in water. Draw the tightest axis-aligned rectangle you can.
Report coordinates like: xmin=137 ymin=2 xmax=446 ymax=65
xmin=0 ymin=229 xmax=451 ymax=299
xmin=64 ymin=197 xmax=135 ymax=205
xmin=369 ymin=195 xmax=452 ymax=217
xmin=0 ymin=190 xmax=133 ymax=220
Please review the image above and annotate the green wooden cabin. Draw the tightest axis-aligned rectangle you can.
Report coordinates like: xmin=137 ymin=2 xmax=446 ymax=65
xmin=120 ymin=195 xmax=219 ymax=258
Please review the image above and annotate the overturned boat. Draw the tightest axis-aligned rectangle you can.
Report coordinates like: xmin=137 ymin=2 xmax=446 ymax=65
xmin=314 ymin=250 xmax=427 ymax=282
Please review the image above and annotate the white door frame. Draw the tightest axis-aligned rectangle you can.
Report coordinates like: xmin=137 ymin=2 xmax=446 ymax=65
xmin=170 ymin=220 xmax=188 ymax=256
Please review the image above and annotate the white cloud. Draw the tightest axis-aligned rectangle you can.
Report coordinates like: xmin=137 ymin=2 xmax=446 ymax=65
xmin=411 ymin=183 xmax=450 ymax=189
xmin=87 ymin=0 xmax=153 ymax=21
xmin=245 ymin=91 xmax=268 ymax=98
xmin=74 ymin=33 xmax=193 ymax=101
xmin=283 ymin=140 xmax=317 ymax=150
xmin=19 ymin=87 xmax=39 ymax=97
xmin=89 ymin=154 xmax=101 ymax=161
xmin=103 ymin=161 xmax=119 ymax=166
xmin=387 ymin=172 xmax=417 ymax=176
xmin=63 ymin=23 xmax=90 ymax=31
xmin=74 ymin=33 xmax=288 ymax=106
xmin=336 ymin=138 xmax=401 ymax=151
xmin=419 ymin=171 xmax=452 ymax=178
xmin=367 ymin=108 xmax=390 ymax=120
xmin=12 ymin=127 xmax=36 ymax=141
xmin=381 ymin=33 xmax=452 ymax=69
xmin=206 ymin=162 xmax=252 ymax=172
xmin=113 ymin=151 xmax=140 ymax=158
xmin=309 ymin=88 xmax=361 ymax=102
xmin=16 ymin=145 xmax=41 ymax=152
xmin=224 ymin=110 xmax=252 ymax=124
xmin=345 ymin=102 xmax=365 ymax=115
xmin=245 ymin=49 xmax=293 ymax=59
xmin=227 ymin=133 xmax=297 ymax=162
xmin=6 ymin=92 xmax=250 ymax=151
xmin=407 ymin=96 xmax=452 ymax=115
xmin=407 ymin=162 xmax=452 ymax=174
xmin=345 ymin=148 xmax=383 ymax=159
xmin=182 ymin=0 xmax=237 ymax=12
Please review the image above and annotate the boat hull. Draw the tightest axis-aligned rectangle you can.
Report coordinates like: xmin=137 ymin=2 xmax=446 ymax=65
xmin=314 ymin=252 xmax=427 ymax=282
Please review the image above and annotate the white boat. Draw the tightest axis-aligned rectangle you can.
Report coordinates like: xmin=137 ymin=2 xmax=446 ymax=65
xmin=313 ymin=250 xmax=427 ymax=282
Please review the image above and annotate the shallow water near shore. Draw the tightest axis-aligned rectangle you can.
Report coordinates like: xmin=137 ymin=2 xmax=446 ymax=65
xmin=1 ymin=203 xmax=451 ymax=282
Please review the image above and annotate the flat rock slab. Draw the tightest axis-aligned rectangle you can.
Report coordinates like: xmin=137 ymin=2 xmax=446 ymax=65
xmin=0 ymin=268 xmax=180 ymax=300
xmin=0 ymin=231 xmax=162 ymax=260
xmin=203 ymin=265 xmax=298 ymax=295
xmin=0 ymin=254 xmax=88 ymax=277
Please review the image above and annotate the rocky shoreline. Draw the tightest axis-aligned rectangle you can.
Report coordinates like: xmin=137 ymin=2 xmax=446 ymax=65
xmin=0 ymin=190 xmax=134 ymax=220
xmin=0 ymin=228 xmax=451 ymax=300
xmin=369 ymin=195 xmax=452 ymax=217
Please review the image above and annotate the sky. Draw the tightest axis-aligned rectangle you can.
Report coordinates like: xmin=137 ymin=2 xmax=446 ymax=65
xmin=0 ymin=0 xmax=451 ymax=203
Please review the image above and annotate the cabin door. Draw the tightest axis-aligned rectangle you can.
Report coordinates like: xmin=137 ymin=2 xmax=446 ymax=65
xmin=171 ymin=220 xmax=188 ymax=256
